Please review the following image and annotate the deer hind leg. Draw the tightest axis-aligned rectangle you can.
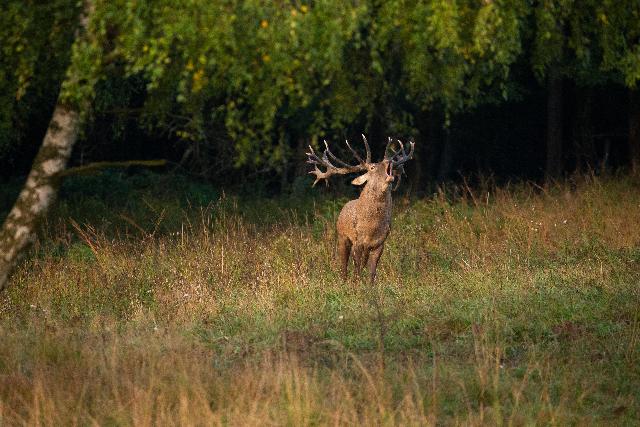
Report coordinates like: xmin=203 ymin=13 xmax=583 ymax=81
xmin=367 ymin=245 xmax=384 ymax=284
xmin=338 ymin=236 xmax=352 ymax=281
xmin=352 ymin=243 xmax=366 ymax=279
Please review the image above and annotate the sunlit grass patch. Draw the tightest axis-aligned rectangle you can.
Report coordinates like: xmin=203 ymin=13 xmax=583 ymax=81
xmin=1 ymin=173 xmax=639 ymax=424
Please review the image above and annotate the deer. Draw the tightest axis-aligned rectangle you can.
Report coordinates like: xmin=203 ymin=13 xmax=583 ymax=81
xmin=307 ymin=135 xmax=414 ymax=284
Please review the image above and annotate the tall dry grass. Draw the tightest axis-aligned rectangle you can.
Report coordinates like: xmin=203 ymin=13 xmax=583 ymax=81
xmin=1 ymin=173 xmax=639 ymax=425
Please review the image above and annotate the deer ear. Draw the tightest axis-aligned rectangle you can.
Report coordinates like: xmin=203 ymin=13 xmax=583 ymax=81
xmin=351 ymin=173 xmax=368 ymax=186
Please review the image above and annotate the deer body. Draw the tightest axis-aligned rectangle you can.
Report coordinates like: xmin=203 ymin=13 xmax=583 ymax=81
xmin=337 ymin=182 xmax=392 ymax=283
xmin=307 ymin=136 xmax=414 ymax=284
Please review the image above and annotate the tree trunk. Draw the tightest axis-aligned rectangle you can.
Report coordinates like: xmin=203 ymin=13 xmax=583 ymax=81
xmin=0 ymin=4 xmax=93 ymax=291
xmin=573 ymin=86 xmax=594 ymax=173
xmin=629 ymin=89 xmax=640 ymax=174
xmin=408 ymin=135 xmax=425 ymax=195
xmin=437 ymin=129 xmax=454 ymax=183
xmin=545 ymin=68 xmax=563 ymax=181
xmin=425 ymin=115 xmax=443 ymax=187
xmin=410 ymin=111 xmax=432 ymax=194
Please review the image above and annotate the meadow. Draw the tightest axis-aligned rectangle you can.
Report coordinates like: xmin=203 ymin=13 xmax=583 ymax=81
xmin=0 ymin=172 xmax=639 ymax=425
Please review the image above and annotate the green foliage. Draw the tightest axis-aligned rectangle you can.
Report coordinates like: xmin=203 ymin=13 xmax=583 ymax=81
xmin=102 ymin=0 xmax=538 ymax=162
xmin=0 ymin=0 xmax=77 ymax=155
xmin=379 ymin=0 xmax=529 ymax=114
xmin=531 ymin=0 xmax=640 ymax=86
xmin=109 ymin=0 xmax=370 ymax=167
xmin=59 ymin=0 xmax=107 ymax=111
xmin=1 ymin=0 xmax=639 ymax=171
xmin=597 ymin=0 xmax=640 ymax=87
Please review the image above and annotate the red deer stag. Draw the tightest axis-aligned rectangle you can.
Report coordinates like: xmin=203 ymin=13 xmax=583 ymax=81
xmin=307 ymin=135 xmax=414 ymax=284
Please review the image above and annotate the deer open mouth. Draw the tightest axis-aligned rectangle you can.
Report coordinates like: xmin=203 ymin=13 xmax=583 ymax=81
xmin=385 ymin=161 xmax=394 ymax=182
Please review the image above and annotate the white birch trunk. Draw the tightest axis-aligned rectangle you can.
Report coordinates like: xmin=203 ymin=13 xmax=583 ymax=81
xmin=0 ymin=3 xmax=93 ymax=291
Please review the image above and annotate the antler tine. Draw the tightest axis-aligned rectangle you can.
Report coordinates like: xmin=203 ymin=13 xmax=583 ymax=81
xmin=324 ymin=140 xmax=354 ymax=168
xmin=405 ymin=140 xmax=415 ymax=160
xmin=390 ymin=139 xmax=415 ymax=166
xmin=396 ymin=138 xmax=406 ymax=156
xmin=306 ymin=145 xmax=327 ymax=187
xmin=344 ymin=138 xmax=365 ymax=164
xmin=306 ymin=144 xmax=324 ymax=166
xmin=361 ymin=134 xmax=371 ymax=163
xmin=307 ymin=140 xmax=368 ymax=187
xmin=384 ymin=137 xmax=393 ymax=159
xmin=386 ymin=138 xmax=404 ymax=162
xmin=385 ymin=136 xmax=401 ymax=160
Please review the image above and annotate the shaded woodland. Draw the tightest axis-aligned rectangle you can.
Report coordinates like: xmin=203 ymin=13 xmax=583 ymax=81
xmin=1 ymin=0 xmax=639 ymax=190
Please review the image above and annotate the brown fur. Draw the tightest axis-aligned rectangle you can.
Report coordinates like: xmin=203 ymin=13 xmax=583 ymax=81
xmin=337 ymin=161 xmax=395 ymax=283
xmin=307 ymin=136 xmax=414 ymax=284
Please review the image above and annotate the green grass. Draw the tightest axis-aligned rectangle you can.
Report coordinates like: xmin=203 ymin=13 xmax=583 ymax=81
xmin=1 ymin=171 xmax=639 ymax=425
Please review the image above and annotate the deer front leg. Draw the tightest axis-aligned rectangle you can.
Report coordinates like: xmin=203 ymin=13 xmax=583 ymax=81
xmin=338 ymin=236 xmax=352 ymax=281
xmin=367 ymin=245 xmax=384 ymax=284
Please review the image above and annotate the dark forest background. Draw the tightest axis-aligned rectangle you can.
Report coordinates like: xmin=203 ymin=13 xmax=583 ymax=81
xmin=1 ymin=0 xmax=639 ymax=193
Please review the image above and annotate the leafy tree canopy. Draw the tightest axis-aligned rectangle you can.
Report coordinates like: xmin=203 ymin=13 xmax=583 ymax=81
xmin=2 ymin=0 xmax=639 ymax=170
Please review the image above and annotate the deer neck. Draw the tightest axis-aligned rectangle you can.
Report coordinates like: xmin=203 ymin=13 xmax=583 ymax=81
xmin=358 ymin=184 xmax=392 ymax=207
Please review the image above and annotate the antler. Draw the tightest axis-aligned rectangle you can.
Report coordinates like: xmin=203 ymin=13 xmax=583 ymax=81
xmin=344 ymin=134 xmax=371 ymax=164
xmin=384 ymin=137 xmax=396 ymax=159
xmin=384 ymin=137 xmax=415 ymax=190
xmin=307 ymin=139 xmax=368 ymax=187
xmin=388 ymin=138 xmax=415 ymax=166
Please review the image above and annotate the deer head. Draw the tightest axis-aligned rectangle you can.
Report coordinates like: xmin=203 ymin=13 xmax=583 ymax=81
xmin=306 ymin=135 xmax=414 ymax=192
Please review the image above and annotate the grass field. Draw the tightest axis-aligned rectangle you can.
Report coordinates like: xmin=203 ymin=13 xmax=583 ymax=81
xmin=1 ymin=172 xmax=639 ymax=425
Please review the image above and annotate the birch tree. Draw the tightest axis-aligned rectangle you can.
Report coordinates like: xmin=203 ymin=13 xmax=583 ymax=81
xmin=0 ymin=1 xmax=101 ymax=290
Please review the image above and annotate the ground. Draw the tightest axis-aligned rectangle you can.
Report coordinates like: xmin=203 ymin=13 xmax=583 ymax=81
xmin=0 ymin=172 xmax=639 ymax=425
